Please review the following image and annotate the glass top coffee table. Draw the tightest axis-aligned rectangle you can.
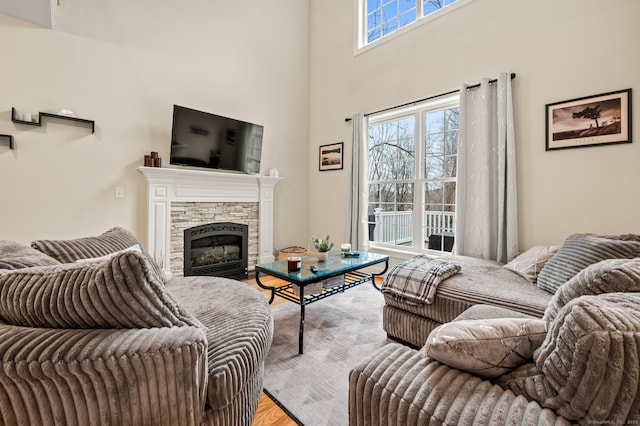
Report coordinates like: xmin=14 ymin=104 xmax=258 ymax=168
xmin=255 ymin=251 xmax=389 ymax=354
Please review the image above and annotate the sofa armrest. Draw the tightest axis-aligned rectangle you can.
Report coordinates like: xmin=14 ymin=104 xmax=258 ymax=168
xmin=349 ymin=343 xmax=571 ymax=425
xmin=0 ymin=323 xmax=207 ymax=426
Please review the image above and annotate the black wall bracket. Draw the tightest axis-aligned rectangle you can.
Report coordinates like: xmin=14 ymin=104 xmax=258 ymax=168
xmin=12 ymin=107 xmax=95 ymax=133
xmin=0 ymin=134 xmax=14 ymax=150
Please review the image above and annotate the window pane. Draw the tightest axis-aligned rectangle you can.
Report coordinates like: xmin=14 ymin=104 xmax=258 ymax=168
xmin=382 ymin=20 xmax=398 ymax=35
xmin=398 ymin=136 xmax=415 ymax=157
xmin=398 ymin=160 xmax=415 ymax=179
xmin=425 ymin=182 xmax=443 ymax=204
xmin=399 ymin=10 xmax=416 ymax=27
xmin=443 ymin=182 xmax=456 ymax=205
xmin=444 ymin=155 xmax=457 ymax=178
xmin=445 ymin=107 xmax=459 ymax=130
xmin=367 ymin=0 xmax=382 ymax=13
xmin=381 ymin=162 xmax=397 ymax=181
xmin=382 ymin=1 xmax=398 ymax=22
xmin=368 ymin=116 xmax=415 ymax=181
xmin=397 ymin=183 xmax=414 ymax=203
xmin=381 ymin=183 xmax=396 ymax=202
xmin=399 ymin=0 xmax=415 ymax=13
xmin=445 ymin=130 xmax=458 ymax=155
xmin=426 ymin=133 xmax=444 ymax=156
xmin=425 ymin=110 xmax=444 ymax=133
xmin=368 ymin=184 xmax=380 ymax=202
xmin=367 ymin=10 xmax=381 ymax=29
xmin=367 ymin=28 xmax=381 ymax=44
xmin=423 ymin=0 xmax=457 ymax=17
xmin=426 ymin=157 xmax=444 ymax=179
xmin=397 ymin=117 xmax=414 ymax=135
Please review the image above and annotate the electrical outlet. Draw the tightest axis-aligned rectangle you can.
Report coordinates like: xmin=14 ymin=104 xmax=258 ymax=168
xmin=115 ymin=186 xmax=125 ymax=199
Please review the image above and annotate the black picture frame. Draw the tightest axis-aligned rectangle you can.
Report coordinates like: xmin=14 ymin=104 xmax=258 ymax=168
xmin=545 ymin=88 xmax=632 ymax=151
xmin=319 ymin=142 xmax=344 ymax=171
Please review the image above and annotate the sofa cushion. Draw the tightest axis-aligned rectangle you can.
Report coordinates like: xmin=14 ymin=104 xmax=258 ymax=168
xmin=31 ymin=227 xmax=167 ymax=284
xmin=532 ymin=293 xmax=640 ymax=423
xmin=74 ymin=243 xmax=142 ymax=263
xmin=0 ymin=250 xmax=199 ymax=329
xmin=30 ymin=227 xmax=142 ymax=263
xmin=536 ymin=234 xmax=640 ymax=294
xmin=425 ymin=318 xmax=548 ymax=378
xmin=503 ymin=245 xmax=558 ymax=284
xmin=0 ymin=241 xmax=61 ymax=270
xmin=543 ymin=258 xmax=640 ymax=322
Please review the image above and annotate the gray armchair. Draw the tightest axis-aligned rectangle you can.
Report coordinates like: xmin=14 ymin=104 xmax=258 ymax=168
xmin=0 ymin=228 xmax=273 ymax=425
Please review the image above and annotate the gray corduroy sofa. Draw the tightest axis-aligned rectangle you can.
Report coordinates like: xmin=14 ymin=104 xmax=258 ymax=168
xmin=383 ymin=233 xmax=640 ymax=348
xmin=351 ymin=234 xmax=640 ymax=425
xmin=0 ymin=227 xmax=273 ymax=426
xmin=382 ymin=254 xmax=554 ymax=348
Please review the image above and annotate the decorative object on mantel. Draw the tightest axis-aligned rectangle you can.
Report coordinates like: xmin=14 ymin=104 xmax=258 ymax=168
xmin=144 ymin=151 xmax=162 ymax=167
xmin=11 ymin=107 xmax=95 ymax=133
xmin=319 ymin=142 xmax=344 ymax=171
xmin=545 ymin=88 xmax=632 ymax=151
xmin=57 ymin=107 xmax=76 ymax=117
xmin=312 ymin=235 xmax=334 ymax=262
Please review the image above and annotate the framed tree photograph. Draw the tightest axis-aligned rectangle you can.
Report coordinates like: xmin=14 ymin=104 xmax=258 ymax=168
xmin=546 ymin=88 xmax=632 ymax=151
xmin=319 ymin=142 xmax=344 ymax=171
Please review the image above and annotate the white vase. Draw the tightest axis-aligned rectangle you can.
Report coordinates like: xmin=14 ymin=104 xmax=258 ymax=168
xmin=317 ymin=251 xmax=328 ymax=262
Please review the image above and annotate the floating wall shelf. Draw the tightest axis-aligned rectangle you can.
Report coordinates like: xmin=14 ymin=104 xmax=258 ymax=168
xmin=0 ymin=134 xmax=14 ymax=150
xmin=11 ymin=107 xmax=95 ymax=133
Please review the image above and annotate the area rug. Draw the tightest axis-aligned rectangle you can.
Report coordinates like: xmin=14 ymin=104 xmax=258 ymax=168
xmin=263 ymin=283 xmax=390 ymax=426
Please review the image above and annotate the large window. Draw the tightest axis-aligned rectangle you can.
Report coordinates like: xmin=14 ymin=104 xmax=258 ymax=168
xmin=359 ymin=0 xmax=470 ymax=49
xmin=367 ymin=95 xmax=458 ymax=253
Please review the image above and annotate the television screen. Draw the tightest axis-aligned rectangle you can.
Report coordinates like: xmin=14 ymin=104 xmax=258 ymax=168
xmin=170 ymin=105 xmax=263 ymax=174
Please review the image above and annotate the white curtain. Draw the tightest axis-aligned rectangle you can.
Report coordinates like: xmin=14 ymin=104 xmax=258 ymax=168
xmin=455 ymin=73 xmax=518 ymax=263
xmin=349 ymin=113 xmax=369 ymax=251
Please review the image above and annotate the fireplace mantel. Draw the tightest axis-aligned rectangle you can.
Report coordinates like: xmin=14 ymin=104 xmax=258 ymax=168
xmin=137 ymin=166 xmax=281 ymax=277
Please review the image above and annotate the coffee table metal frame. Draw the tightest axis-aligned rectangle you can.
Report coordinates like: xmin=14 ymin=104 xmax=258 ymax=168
xmin=255 ymin=251 xmax=389 ymax=354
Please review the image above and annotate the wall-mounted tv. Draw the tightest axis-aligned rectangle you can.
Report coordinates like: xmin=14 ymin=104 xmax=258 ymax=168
xmin=170 ymin=105 xmax=264 ymax=174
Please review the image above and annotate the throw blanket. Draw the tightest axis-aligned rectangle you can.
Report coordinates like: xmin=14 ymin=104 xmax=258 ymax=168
xmin=381 ymin=256 xmax=461 ymax=305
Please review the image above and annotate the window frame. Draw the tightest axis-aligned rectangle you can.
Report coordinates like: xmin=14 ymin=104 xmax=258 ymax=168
xmin=354 ymin=0 xmax=477 ymax=55
xmin=366 ymin=93 xmax=459 ymax=257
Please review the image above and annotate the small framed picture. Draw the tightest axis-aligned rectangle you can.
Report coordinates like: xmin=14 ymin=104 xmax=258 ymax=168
xmin=319 ymin=142 xmax=344 ymax=171
xmin=545 ymin=89 xmax=632 ymax=151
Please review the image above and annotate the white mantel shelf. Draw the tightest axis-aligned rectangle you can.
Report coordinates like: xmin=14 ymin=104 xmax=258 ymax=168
xmin=137 ymin=166 xmax=282 ymax=277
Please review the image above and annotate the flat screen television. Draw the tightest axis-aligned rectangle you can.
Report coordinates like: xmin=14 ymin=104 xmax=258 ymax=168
xmin=169 ymin=105 xmax=264 ymax=174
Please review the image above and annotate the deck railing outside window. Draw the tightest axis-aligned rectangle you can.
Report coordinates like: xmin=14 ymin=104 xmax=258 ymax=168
xmin=371 ymin=209 xmax=454 ymax=246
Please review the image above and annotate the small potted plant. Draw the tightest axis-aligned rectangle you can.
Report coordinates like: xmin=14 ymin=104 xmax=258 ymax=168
xmin=311 ymin=235 xmax=334 ymax=262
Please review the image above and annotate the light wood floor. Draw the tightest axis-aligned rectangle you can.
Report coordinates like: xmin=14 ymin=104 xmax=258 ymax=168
xmin=252 ymin=392 xmax=299 ymax=426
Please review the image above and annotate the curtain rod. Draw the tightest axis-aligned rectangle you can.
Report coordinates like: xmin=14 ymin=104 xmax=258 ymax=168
xmin=344 ymin=72 xmax=516 ymax=122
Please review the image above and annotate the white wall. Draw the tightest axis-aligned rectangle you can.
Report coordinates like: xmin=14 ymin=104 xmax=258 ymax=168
xmin=0 ymin=1 xmax=310 ymax=251
xmin=308 ymin=0 xmax=640 ymax=254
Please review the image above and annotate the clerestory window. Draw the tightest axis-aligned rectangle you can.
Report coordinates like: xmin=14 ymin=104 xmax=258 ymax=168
xmin=367 ymin=94 xmax=459 ymax=253
xmin=357 ymin=0 xmax=473 ymax=51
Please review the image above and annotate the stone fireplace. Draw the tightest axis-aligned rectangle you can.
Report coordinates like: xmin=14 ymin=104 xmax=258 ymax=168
xmin=171 ymin=203 xmax=257 ymax=278
xmin=138 ymin=166 xmax=281 ymax=279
